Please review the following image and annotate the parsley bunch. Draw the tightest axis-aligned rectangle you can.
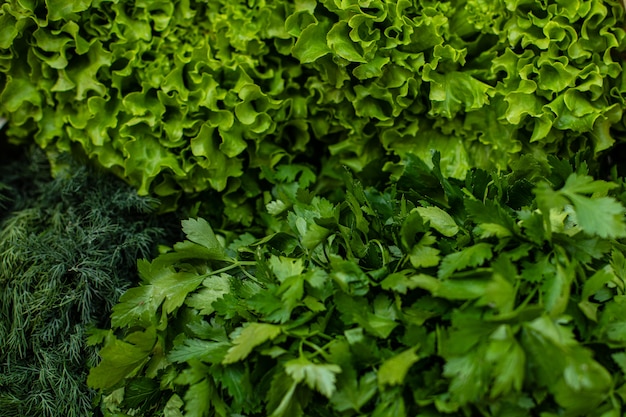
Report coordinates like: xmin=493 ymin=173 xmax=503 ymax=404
xmin=89 ymin=153 xmax=626 ymax=417
xmin=0 ymin=148 xmax=166 ymax=417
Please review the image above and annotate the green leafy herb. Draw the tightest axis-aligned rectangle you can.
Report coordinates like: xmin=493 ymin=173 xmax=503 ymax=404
xmin=0 ymin=148 xmax=166 ymax=417
xmin=90 ymin=153 xmax=626 ymax=417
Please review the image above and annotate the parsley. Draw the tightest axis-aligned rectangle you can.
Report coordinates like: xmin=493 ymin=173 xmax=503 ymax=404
xmin=90 ymin=153 xmax=626 ymax=417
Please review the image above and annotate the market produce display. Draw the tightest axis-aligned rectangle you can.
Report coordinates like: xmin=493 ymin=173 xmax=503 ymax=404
xmin=2 ymin=0 xmax=626 ymax=416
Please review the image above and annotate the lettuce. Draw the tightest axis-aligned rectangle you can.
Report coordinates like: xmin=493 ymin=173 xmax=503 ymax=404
xmin=1 ymin=0 xmax=625 ymax=222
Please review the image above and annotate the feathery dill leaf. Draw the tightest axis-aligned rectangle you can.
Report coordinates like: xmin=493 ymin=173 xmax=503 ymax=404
xmin=0 ymin=147 xmax=166 ymax=417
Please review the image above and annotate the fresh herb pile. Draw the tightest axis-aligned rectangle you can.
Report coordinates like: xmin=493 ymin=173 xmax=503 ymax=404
xmin=1 ymin=1 xmax=626 ymax=417
xmin=0 ymin=148 xmax=166 ymax=417
xmin=1 ymin=0 xmax=625 ymax=220
xmin=89 ymin=154 xmax=626 ymax=417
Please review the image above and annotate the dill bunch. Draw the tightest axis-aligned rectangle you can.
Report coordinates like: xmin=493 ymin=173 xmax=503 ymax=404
xmin=0 ymin=147 xmax=166 ymax=417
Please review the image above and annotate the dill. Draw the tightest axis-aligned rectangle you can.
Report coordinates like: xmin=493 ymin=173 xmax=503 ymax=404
xmin=0 ymin=148 xmax=166 ymax=417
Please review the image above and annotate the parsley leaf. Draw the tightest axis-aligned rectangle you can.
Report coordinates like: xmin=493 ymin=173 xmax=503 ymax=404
xmin=284 ymin=357 xmax=342 ymax=398
xmin=222 ymin=323 xmax=283 ymax=364
xmin=438 ymin=243 xmax=493 ymax=279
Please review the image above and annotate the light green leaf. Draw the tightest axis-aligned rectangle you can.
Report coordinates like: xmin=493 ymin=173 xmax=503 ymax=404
xmin=222 ymin=323 xmax=282 ymax=364
xmin=371 ymin=389 xmax=406 ymax=417
xmin=185 ymin=274 xmax=231 ymax=315
xmin=269 ymin=255 xmax=305 ymax=282
xmin=181 ymin=218 xmax=227 ymax=260
xmin=380 ymin=272 xmax=423 ymax=294
xmin=330 ymin=259 xmax=370 ymax=296
xmin=353 ymin=55 xmax=390 ymax=80
xmin=409 ymin=243 xmax=441 ymax=268
xmin=566 ymin=194 xmax=626 ymax=239
xmin=268 ymin=378 xmax=300 ymax=417
xmin=521 ymin=314 xmax=612 ymax=414
xmin=474 ymin=223 xmax=513 ymax=238
xmin=486 ymin=326 xmax=526 ymax=398
xmin=168 ymin=339 xmax=230 ymax=364
xmin=537 ymin=173 xmax=626 ymax=239
xmin=0 ymin=12 xmax=19 ymax=49
xmin=415 ymin=206 xmax=459 ymax=237
xmin=537 ymin=61 xmax=578 ymax=93
xmin=267 ymin=200 xmax=288 ymax=215
xmin=335 ymin=293 xmax=398 ymax=338
xmin=288 ymin=211 xmax=331 ymax=250
xmin=444 ymin=349 xmax=490 ymax=404
xmin=164 ymin=394 xmax=184 ymax=417
xmin=112 ymin=261 xmax=204 ymax=328
xmin=284 ymin=356 xmax=342 ymax=398
xmin=44 ymin=0 xmax=92 ymax=21
xmin=594 ymin=296 xmax=626 ymax=345
xmin=582 ymin=267 xmax=614 ymax=301
xmin=122 ymin=137 xmax=185 ymax=196
xmin=87 ymin=330 xmax=155 ymax=390
xmin=184 ymin=379 xmax=212 ymax=417
xmin=330 ymin=369 xmax=377 ymax=412
xmin=436 ymin=279 xmax=491 ymax=300
xmin=159 ymin=272 xmax=206 ymax=315
xmin=327 ymin=21 xmax=366 ymax=63
xmin=612 ymin=352 xmax=626 ymax=374
xmin=554 ymin=354 xmax=612 ymax=414
xmin=292 ymin=19 xmax=333 ymax=63
xmin=561 ymin=173 xmax=618 ymax=195
xmin=378 ymin=347 xmax=420 ymax=386
xmin=503 ymin=92 xmax=543 ymax=124
xmin=0 ymin=76 xmax=41 ymax=112
xmin=111 ymin=285 xmax=163 ymax=329
xmin=438 ymin=243 xmax=493 ymax=279
xmin=423 ymin=69 xmax=492 ymax=118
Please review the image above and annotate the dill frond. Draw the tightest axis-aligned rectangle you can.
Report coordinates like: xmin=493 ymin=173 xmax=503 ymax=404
xmin=0 ymin=147 xmax=167 ymax=417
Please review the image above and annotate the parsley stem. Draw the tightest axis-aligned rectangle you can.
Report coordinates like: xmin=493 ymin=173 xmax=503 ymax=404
xmin=239 ymin=267 xmax=258 ymax=281
xmin=303 ymin=340 xmax=329 ymax=360
xmin=208 ymin=261 xmax=256 ymax=277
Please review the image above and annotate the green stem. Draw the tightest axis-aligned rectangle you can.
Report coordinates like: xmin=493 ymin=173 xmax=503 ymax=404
xmin=208 ymin=261 xmax=256 ymax=277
